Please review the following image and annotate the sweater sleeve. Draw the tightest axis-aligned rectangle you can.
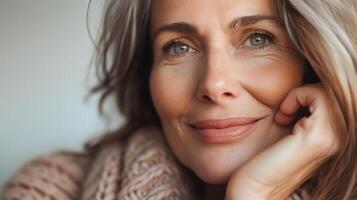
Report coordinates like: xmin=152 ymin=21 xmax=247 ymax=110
xmin=1 ymin=150 xmax=91 ymax=200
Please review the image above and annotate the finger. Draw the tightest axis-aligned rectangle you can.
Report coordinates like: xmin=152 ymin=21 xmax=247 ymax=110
xmin=274 ymin=112 xmax=296 ymax=126
xmin=275 ymin=86 xmax=322 ymax=125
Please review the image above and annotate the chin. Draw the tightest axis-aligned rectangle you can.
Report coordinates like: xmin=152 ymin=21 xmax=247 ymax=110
xmin=190 ymin=161 xmax=239 ymax=184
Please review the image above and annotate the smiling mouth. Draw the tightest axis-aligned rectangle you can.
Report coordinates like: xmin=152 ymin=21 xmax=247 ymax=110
xmin=189 ymin=116 xmax=265 ymax=144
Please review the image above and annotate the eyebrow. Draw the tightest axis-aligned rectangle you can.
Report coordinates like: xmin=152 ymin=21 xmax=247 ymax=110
xmin=152 ymin=15 xmax=278 ymax=42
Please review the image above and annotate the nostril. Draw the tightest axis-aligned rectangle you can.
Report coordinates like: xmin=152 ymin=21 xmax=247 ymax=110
xmin=203 ymin=95 xmax=211 ymax=101
xmin=223 ymin=92 xmax=234 ymax=98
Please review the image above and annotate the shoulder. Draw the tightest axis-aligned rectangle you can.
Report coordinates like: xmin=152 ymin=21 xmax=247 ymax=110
xmin=0 ymin=125 xmax=197 ymax=200
xmin=1 ymin=150 xmax=91 ymax=200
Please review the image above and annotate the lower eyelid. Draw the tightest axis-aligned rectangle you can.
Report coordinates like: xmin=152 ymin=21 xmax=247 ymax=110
xmin=165 ymin=43 xmax=198 ymax=57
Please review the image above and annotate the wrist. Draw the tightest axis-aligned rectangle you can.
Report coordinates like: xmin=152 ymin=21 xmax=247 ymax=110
xmin=225 ymin=190 xmax=267 ymax=200
xmin=225 ymin=182 xmax=270 ymax=200
xmin=225 ymin=183 xmax=293 ymax=200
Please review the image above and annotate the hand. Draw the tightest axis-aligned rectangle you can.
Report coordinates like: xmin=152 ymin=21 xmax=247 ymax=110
xmin=225 ymin=83 xmax=341 ymax=200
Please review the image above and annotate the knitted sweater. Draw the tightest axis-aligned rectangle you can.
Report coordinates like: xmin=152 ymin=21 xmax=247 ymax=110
xmin=1 ymin=125 xmax=311 ymax=200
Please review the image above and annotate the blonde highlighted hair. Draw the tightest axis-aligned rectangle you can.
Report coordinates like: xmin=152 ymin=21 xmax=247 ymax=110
xmin=88 ymin=0 xmax=357 ymax=198
xmin=273 ymin=0 xmax=357 ymax=199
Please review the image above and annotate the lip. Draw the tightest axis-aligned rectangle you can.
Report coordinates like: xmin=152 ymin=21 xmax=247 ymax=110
xmin=189 ymin=117 xmax=265 ymax=144
xmin=192 ymin=117 xmax=261 ymax=129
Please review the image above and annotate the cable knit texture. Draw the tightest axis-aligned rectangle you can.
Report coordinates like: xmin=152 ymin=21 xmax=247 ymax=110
xmin=1 ymin=125 xmax=311 ymax=200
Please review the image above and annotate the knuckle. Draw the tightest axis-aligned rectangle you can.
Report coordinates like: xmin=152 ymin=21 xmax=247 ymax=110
xmin=288 ymin=86 xmax=301 ymax=96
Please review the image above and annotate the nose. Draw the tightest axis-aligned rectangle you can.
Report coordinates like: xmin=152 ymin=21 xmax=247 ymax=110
xmin=196 ymin=46 xmax=240 ymax=104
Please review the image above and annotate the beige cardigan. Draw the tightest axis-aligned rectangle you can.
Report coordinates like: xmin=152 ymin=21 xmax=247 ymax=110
xmin=1 ymin=125 xmax=311 ymax=200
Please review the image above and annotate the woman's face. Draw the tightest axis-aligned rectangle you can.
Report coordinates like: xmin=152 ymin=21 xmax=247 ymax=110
xmin=149 ymin=0 xmax=304 ymax=184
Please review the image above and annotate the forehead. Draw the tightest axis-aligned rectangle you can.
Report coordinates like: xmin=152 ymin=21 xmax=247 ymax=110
xmin=150 ymin=0 xmax=274 ymax=32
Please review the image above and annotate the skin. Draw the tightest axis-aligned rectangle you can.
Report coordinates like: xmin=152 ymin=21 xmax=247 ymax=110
xmin=226 ymin=84 xmax=340 ymax=199
xmin=149 ymin=0 xmax=339 ymax=198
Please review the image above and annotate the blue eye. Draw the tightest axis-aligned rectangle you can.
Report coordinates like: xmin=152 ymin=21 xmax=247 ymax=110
xmin=163 ymin=40 xmax=197 ymax=56
xmin=250 ymin=34 xmax=269 ymax=46
xmin=171 ymin=43 xmax=190 ymax=54
xmin=244 ymin=31 xmax=274 ymax=49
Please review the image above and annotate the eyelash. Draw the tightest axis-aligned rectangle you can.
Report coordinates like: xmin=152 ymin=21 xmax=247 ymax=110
xmin=162 ymin=39 xmax=194 ymax=57
xmin=161 ymin=30 xmax=276 ymax=57
xmin=243 ymin=30 xmax=276 ymax=50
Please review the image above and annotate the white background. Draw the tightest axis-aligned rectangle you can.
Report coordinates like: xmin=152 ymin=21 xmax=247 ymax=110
xmin=0 ymin=0 xmax=123 ymax=186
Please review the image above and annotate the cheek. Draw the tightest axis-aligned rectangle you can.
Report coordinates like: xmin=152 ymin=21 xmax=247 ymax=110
xmin=149 ymin=64 xmax=195 ymax=119
xmin=238 ymin=55 xmax=304 ymax=108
